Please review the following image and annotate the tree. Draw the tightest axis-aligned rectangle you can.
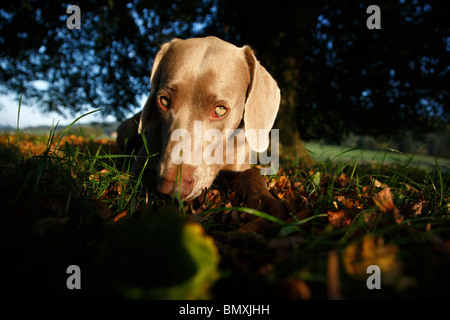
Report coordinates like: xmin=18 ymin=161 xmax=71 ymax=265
xmin=1 ymin=0 xmax=448 ymax=146
xmin=0 ymin=0 xmax=211 ymax=119
xmin=297 ymin=1 xmax=449 ymax=141
xmin=204 ymin=0 xmax=324 ymax=153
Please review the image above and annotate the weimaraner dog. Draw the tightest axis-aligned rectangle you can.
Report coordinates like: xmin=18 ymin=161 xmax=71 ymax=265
xmin=117 ymin=36 xmax=285 ymax=217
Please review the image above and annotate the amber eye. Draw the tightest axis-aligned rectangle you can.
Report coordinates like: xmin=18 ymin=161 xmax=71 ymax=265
xmin=158 ymin=96 xmax=170 ymax=110
xmin=214 ymin=106 xmax=228 ymax=117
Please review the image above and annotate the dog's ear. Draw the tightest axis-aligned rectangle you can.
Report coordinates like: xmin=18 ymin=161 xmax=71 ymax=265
xmin=243 ymin=46 xmax=281 ymax=152
xmin=139 ymin=39 xmax=181 ymax=135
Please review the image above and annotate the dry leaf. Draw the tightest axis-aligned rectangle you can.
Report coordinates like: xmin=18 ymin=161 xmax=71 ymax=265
xmin=328 ymin=209 xmax=352 ymax=228
xmin=268 ymin=179 xmax=277 ymax=189
xmin=276 ymin=175 xmax=288 ymax=189
xmin=206 ymin=189 xmax=221 ymax=209
xmin=277 ymin=188 xmax=295 ymax=202
xmin=402 ymin=200 xmax=426 ymax=216
xmin=336 ymin=173 xmax=350 ymax=188
xmin=373 ymin=178 xmax=388 ymax=189
xmin=113 ymin=210 xmax=128 ymax=223
xmin=373 ymin=188 xmax=395 ymax=212
xmin=373 ymin=187 xmax=404 ymax=224
xmin=336 ymin=195 xmax=363 ymax=211
xmin=293 ymin=181 xmax=303 ymax=189
xmin=342 ymin=235 xmax=414 ymax=289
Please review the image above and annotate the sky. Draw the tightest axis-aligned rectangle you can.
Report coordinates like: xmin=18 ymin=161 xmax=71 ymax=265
xmin=0 ymin=93 xmax=123 ymax=128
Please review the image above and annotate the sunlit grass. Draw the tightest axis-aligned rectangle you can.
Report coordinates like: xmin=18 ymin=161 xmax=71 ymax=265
xmin=1 ymin=106 xmax=450 ymax=299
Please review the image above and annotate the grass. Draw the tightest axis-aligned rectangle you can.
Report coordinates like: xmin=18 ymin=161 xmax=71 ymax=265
xmin=306 ymin=142 xmax=450 ymax=170
xmin=1 ymin=110 xmax=450 ymax=299
xmin=307 ymin=143 xmax=449 ymax=202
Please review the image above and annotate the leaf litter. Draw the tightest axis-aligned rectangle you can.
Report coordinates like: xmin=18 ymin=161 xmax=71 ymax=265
xmin=1 ymin=135 xmax=450 ymax=299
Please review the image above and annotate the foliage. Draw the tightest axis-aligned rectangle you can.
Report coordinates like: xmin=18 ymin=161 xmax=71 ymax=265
xmin=0 ymin=0 xmax=448 ymax=141
xmin=0 ymin=0 xmax=212 ymax=119
xmin=296 ymin=1 xmax=449 ymax=140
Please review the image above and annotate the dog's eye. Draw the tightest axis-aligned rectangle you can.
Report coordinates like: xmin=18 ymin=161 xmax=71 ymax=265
xmin=214 ymin=106 xmax=228 ymax=117
xmin=158 ymin=96 xmax=170 ymax=110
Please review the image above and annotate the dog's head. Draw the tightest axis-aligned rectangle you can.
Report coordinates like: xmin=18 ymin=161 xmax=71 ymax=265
xmin=138 ymin=36 xmax=280 ymax=200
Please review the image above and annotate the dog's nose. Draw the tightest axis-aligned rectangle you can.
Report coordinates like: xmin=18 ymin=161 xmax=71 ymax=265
xmin=157 ymin=165 xmax=195 ymax=200
xmin=157 ymin=177 xmax=194 ymax=200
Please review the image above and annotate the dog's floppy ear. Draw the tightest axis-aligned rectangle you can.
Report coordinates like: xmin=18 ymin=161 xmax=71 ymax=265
xmin=242 ymin=46 xmax=281 ymax=152
xmin=138 ymin=39 xmax=181 ymax=134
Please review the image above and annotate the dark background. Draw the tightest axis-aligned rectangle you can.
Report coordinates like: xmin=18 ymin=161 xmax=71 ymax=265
xmin=0 ymin=0 xmax=448 ymax=155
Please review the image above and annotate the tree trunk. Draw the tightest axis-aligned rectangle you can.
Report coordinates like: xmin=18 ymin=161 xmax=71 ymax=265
xmin=274 ymin=57 xmax=314 ymax=167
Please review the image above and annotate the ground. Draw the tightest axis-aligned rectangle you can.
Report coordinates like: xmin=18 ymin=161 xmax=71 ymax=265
xmin=0 ymin=131 xmax=449 ymax=299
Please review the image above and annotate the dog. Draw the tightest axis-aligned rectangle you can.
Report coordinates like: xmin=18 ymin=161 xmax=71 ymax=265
xmin=117 ymin=36 xmax=286 ymax=217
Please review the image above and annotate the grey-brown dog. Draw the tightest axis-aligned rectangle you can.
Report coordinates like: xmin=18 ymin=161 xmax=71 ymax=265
xmin=117 ymin=36 xmax=285 ymax=216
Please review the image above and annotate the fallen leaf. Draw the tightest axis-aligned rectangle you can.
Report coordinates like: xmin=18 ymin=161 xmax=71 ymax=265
xmin=328 ymin=209 xmax=352 ymax=228
xmin=293 ymin=181 xmax=303 ymax=189
xmin=277 ymin=188 xmax=295 ymax=202
xmin=342 ymin=235 xmax=415 ymax=290
xmin=373 ymin=188 xmax=395 ymax=213
xmin=402 ymin=200 xmax=426 ymax=216
xmin=276 ymin=175 xmax=288 ymax=189
xmin=336 ymin=173 xmax=350 ymax=188
xmin=373 ymin=187 xmax=404 ymax=224
xmin=268 ymin=179 xmax=277 ymax=189
xmin=373 ymin=178 xmax=388 ymax=189
xmin=400 ymin=182 xmax=419 ymax=193
xmin=343 ymin=235 xmax=395 ymax=275
xmin=113 ymin=210 xmax=128 ymax=223
xmin=336 ymin=195 xmax=363 ymax=211
xmin=206 ymin=189 xmax=221 ymax=209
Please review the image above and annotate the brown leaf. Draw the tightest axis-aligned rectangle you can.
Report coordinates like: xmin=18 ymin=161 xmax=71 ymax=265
xmin=277 ymin=188 xmax=295 ymax=202
xmin=373 ymin=188 xmax=403 ymax=224
xmin=336 ymin=195 xmax=363 ymax=211
xmin=373 ymin=178 xmax=388 ymax=189
xmin=343 ymin=235 xmax=399 ymax=276
xmin=276 ymin=175 xmax=288 ymax=189
xmin=373 ymin=188 xmax=395 ymax=212
xmin=206 ymin=189 xmax=221 ymax=209
xmin=293 ymin=181 xmax=303 ymax=189
xmin=328 ymin=209 xmax=352 ymax=228
xmin=336 ymin=173 xmax=350 ymax=188
xmin=113 ymin=210 xmax=127 ymax=223
xmin=267 ymin=179 xmax=277 ymax=189
xmin=402 ymin=200 xmax=426 ymax=216
xmin=342 ymin=235 xmax=415 ymax=290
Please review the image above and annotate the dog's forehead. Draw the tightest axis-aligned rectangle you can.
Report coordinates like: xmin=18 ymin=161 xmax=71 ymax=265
xmin=162 ymin=38 xmax=249 ymax=85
